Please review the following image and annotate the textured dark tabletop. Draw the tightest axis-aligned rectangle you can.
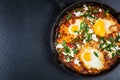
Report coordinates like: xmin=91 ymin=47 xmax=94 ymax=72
xmin=0 ymin=0 xmax=120 ymax=80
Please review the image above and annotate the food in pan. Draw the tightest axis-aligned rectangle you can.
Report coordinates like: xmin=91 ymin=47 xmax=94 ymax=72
xmin=54 ymin=4 xmax=120 ymax=74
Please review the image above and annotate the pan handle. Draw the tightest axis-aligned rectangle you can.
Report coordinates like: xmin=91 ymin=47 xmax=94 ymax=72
xmin=55 ymin=0 xmax=74 ymax=9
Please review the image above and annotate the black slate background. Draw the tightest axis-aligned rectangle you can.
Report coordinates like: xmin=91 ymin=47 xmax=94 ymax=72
xmin=0 ymin=0 xmax=120 ymax=80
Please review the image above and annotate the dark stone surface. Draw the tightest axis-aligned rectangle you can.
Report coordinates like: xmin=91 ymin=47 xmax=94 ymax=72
xmin=0 ymin=0 xmax=119 ymax=80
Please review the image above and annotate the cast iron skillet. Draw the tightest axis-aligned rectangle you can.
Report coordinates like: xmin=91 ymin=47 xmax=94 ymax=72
xmin=50 ymin=1 xmax=120 ymax=77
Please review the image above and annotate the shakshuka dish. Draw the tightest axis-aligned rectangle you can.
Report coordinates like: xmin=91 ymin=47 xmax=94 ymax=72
xmin=54 ymin=5 xmax=120 ymax=75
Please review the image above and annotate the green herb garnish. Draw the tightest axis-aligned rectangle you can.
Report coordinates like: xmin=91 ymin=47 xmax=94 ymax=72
xmin=112 ymin=53 xmax=115 ymax=58
xmin=99 ymin=43 xmax=105 ymax=49
xmin=80 ymin=21 xmax=86 ymax=31
xmin=89 ymin=5 xmax=92 ymax=10
xmin=115 ymin=34 xmax=120 ymax=42
xmin=86 ymin=33 xmax=92 ymax=42
xmin=82 ymin=11 xmax=95 ymax=19
xmin=65 ymin=56 xmax=71 ymax=62
xmin=116 ymin=50 xmax=120 ymax=55
xmin=80 ymin=21 xmax=89 ymax=32
xmin=62 ymin=41 xmax=70 ymax=53
xmin=79 ymin=20 xmax=93 ymax=42
xmin=100 ymin=37 xmax=105 ymax=43
xmin=67 ymin=14 xmax=72 ymax=20
xmin=104 ymin=42 xmax=116 ymax=51
xmin=94 ymin=52 xmax=99 ymax=57
xmin=74 ymin=37 xmax=80 ymax=41
xmin=82 ymin=11 xmax=91 ymax=17
xmin=110 ymin=37 xmax=114 ymax=42
xmin=84 ymin=25 xmax=89 ymax=35
xmin=74 ymin=30 xmax=78 ymax=33
xmin=73 ymin=49 xmax=78 ymax=54
xmin=93 ymin=10 xmax=98 ymax=13
xmin=82 ymin=10 xmax=98 ymax=19
xmin=104 ymin=10 xmax=110 ymax=15
xmin=90 ymin=21 xmax=95 ymax=25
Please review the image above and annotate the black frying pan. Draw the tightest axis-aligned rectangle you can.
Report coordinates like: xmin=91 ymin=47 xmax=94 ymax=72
xmin=50 ymin=1 xmax=120 ymax=77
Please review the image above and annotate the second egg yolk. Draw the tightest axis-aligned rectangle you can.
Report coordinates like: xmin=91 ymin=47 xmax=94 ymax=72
xmin=93 ymin=20 xmax=106 ymax=37
xmin=84 ymin=52 xmax=91 ymax=62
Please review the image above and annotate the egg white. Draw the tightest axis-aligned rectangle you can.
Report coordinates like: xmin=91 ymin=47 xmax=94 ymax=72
xmin=80 ymin=46 xmax=104 ymax=70
xmin=68 ymin=19 xmax=81 ymax=36
xmin=97 ymin=19 xmax=115 ymax=34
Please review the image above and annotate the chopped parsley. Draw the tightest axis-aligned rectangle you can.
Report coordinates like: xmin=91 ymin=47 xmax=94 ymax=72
xmin=82 ymin=11 xmax=91 ymax=17
xmin=67 ymin=14 xmax=72 ymax=20
xmin=104 ymin=10 xmax=110 ymax=15
xmin=98 ymin=36 xmax=120 ymax=58
xmin=90 ymin=21 xmax=95 ymax=25
xmin=83 ymin=25 xmax=89 ymax=35
xmin=112 ymin=53 xmax=115 ymax=58
xmin=79 ymin=20 xmax=93 ymax=43
xmin=115 ymin=34 xmax=120 ymax=42
xmin=62 ymin=41 xmax=70 ymax=53
xmin=74 ymin=20 xmax=89 ymax=35
xmin=80 ymin=21 xmax=86 ymax=31
xmin=65 ymin=55 xmax=72 ymax=62
xmin=86 ymin=33 xmax=92 ymax=42
xmin=116 ymin=50 xmax=120 ymax=55
xmin=112 ymin=49 xmax=120 ymax=58
xmin=100 ymin=37 xmax=106 ymax=43
xmin=73 ymin=48 xmax=78 ymax=54
xmin=105 ymin=42 xmax=116 ymax=51
xmin=94 ymin=52 xmax=99 ymax=57
xmin=110 ymin=37 xmax=114 ymax=43
xmin=79 ymin=21 xmax=89 ymax=33
xmin=82 ymin=8 xmax=98 ymax=19
xmin=93 ymin=10 xmax=99 ymax=13
xmin=88 ymin=5 xmax=92 ymax=10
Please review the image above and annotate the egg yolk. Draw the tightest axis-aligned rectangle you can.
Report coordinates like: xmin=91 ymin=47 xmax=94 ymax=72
xmin=71 ymin=25 xmax=79 ymax=33
xmin=84 ymin=52 xmax=91 ymax=61
xmin=93 ymin=20 xmax=106 ymax=37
